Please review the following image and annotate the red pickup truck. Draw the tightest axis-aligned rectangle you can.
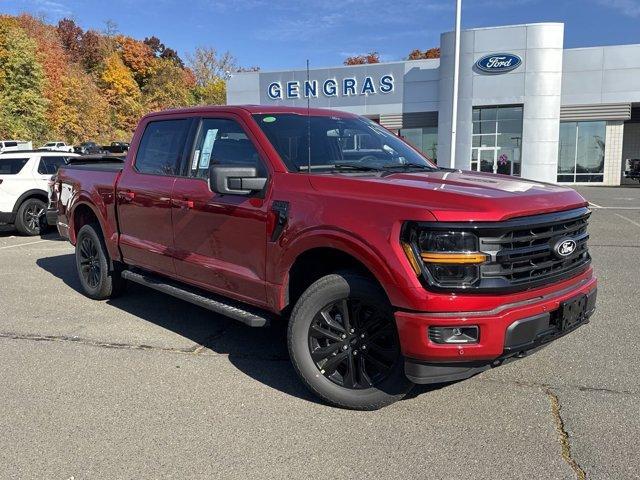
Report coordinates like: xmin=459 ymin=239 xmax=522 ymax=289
xmin=54 ymin=105 xmax=597 ymax=410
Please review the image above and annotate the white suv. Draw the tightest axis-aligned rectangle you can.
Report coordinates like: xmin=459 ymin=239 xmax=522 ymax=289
xmin=0 ymin=151 xmax=78 ymax=235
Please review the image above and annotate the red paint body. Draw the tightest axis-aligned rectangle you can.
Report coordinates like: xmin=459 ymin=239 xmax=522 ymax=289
xmin=56 ymin=105 xmax=596 ymax=363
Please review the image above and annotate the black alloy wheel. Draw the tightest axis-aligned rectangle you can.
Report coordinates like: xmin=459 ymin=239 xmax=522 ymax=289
xmin=309 ymin=298 xmax=400 ymax=390
xmin=288 ymin=272 xmax=413 ymax=410
xmin=74 ymin=223 xmax=126 ymax=300
xmin=78 ymin=235 xmax=101 ymax=289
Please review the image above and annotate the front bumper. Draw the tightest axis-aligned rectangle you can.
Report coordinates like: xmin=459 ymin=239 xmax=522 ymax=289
xmin=395 ymin=275 xmax=597 ymax=384
xmin=0 ymin=211 xmax=16 ymax=225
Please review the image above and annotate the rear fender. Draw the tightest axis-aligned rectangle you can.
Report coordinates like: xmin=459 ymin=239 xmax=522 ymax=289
xmin=68 ymin=193 xmax=121 ymax=264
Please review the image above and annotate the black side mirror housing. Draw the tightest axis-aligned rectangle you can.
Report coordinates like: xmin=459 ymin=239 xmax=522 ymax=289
xmin=209 ymin=165 xmax=267 ymax=195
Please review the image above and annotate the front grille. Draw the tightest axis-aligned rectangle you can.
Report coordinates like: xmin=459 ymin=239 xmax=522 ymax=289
xmin=477 ymin=208 xmax=591 ymax=290
xmin=406 ymin=207 xmax=593 ymax=292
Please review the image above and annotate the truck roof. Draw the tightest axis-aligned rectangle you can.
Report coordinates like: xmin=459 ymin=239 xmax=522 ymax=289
xmin=143 ymin=104 xmax=359 ymax=120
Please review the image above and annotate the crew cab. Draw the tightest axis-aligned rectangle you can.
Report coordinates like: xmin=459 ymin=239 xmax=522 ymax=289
xmin=54 ymin=106 xmax=597 ymax=410
xmin=1 ymin=150 xmax=78 ymax=235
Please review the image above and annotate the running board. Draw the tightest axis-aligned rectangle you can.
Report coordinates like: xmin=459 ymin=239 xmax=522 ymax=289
xmin=121 ymin=270 xmax=271 ymax=327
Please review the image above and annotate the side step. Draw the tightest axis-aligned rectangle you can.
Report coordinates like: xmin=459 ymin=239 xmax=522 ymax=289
xmin=121 ymin=269 xmax=272 ymax=327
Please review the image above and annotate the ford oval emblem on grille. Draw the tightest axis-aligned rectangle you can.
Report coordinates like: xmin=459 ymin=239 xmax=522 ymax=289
xmin=553 ymin=238 xmax=577 ymax=258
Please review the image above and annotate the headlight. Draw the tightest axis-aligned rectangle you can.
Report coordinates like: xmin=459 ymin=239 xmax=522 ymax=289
xmin=402 ymin=227 xmax=487 ymax=288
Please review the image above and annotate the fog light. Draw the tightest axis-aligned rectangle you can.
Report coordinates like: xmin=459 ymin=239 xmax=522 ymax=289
xmin=429 ymin=326 xmax=479 ymax=344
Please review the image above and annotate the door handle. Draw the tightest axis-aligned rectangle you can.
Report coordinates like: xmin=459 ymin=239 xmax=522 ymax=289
xmin=172 ymin=198 xmax=194 ymax=209
xmin=118 ymin=191 xmax=135 ymax=203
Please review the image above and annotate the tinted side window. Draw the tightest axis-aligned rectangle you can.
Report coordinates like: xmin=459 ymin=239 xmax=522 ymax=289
xmin=38 ymin=156 xmax=67 ymax=175
xmin=136 ymin=119 xmax=189 ymax=176
xmin=0 ymin=158 xmax=29 ymax=174
xmin=190 ymin=118 xmax=265 ymax=179
xmin=5 ymin=142 xmax=17 ymax=148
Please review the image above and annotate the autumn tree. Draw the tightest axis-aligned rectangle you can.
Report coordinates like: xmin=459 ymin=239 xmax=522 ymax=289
xmin=144 ymin=35 xmax=184 ymax=67
xmin=142 ymin=58 xmax=195 ymax=111
xmin=0 ymin=19 xmax=48 ymax=142
xmin=186 ymin=46 xmax=235 ymax=105
xmin=56 ymin=18 xmax=83 ymax=63
xmin=407 ymin=47 xmax=440 ymax=60
xmin=54 ymin=66 xmax=111 ymax=143
xmin=99 ymin=52 xmax=142 ymax=136
xmin=116 ymin=35 xmax=155 ymax=85
xmin=343 ymin=52 xmax=380 ymax=65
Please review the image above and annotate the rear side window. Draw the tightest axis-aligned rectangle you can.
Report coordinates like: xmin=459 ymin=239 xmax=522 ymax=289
xmin=38 ymin=156 xmax=67 ymax=175
xmin=0 ymin=158 xmax=29 ymax=174
xmin=4 ymin=142 xmax=17 ymax=148
xmin=135 ymin=119 xmax=190 ymax=176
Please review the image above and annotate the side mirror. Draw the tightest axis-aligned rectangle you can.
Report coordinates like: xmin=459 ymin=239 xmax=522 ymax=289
xmin=209 ymin=165 xmax=267 ymax=195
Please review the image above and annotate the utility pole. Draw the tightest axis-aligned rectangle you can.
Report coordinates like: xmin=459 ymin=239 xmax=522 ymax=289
xmin=450 ymin=0 xmax=462 ymax=169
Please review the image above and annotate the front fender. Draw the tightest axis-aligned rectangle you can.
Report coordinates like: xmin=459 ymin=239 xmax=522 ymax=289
xmin=269 ymin=222 xmax=417 ymax=310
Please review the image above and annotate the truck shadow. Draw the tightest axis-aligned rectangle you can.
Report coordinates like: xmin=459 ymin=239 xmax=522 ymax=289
xmin=37 ymin=252 xmax=447 ymax=407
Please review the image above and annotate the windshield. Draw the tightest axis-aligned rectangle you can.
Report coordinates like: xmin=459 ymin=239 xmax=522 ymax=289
xmin=253 ymin=114 xmax=436 ymax=173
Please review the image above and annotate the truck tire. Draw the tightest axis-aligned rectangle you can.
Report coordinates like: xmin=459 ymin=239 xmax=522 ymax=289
xmin=75 ymin=224 xmax=125 ymax=300
xmin=15 ymin=198 xmax=46 ymax=236
xmin=288 ymin=272 xmax=413 ymax=410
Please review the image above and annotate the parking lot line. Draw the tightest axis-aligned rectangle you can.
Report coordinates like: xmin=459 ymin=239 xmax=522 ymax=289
xmin=588 ymin=202 xmax=602 ymax=208
xmin=0 ymin=239 xmax=49 ymax=250
xmin=615 ymin=213 xmax=640 ymax=229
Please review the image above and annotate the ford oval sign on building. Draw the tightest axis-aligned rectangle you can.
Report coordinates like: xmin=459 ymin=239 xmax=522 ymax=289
xmin=475 ymin=53 xmax=522 ymax=74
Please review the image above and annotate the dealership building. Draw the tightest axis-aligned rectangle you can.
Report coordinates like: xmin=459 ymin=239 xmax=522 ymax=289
xmin=227 ymin=22 xmax=640 ymax=185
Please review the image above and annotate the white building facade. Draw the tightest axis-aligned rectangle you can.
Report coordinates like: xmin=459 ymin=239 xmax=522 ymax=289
xmin=227 ymin=23 xmax=640 ymax=185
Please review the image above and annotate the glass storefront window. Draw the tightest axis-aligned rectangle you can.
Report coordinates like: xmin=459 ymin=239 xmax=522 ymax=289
xmin=399 ymin=127 xmax=438 ymax=164
xmin=557 ymin=121 xmax=605 ymax=183
xmin=471 ymin=105 xmax=523 ymax=176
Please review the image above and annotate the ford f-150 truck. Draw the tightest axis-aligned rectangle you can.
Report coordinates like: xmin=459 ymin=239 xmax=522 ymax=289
xmin=54 ymin=105 xmax=597 ymax=410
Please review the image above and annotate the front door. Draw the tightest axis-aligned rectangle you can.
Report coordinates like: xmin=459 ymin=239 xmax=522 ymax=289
xmin=171 ymin=115 xmax=271 ymax=306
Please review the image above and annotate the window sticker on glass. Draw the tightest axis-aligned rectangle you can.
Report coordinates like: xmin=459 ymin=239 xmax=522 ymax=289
xmin=191 ymin=150 xmax=201 ymax=170
xmin=200 ymin=129 xmax=218 ymax=169
xmin=262 ymin=116 xmax=276 ymax=123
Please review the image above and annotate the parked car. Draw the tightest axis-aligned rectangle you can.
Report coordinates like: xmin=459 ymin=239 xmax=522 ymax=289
xmin=102 ymin=142 xmax=130 ymax=154
xmin=0 ymin=151 xmax=78 ymax=235
xmin=624 ymin=158 xmax=640 ymax=182
xmin=39 ymin=141 xmax=74 ymax=153
xmin=74 ymin=141 xmax=103 ymax=155
xmin=0 ymin=140 xmax=32 ymax=153
xmin=54 ymin=105 xmax=597 ymax=410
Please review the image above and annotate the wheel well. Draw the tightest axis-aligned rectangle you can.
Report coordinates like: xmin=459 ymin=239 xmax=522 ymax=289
xmin=73 ymin=204 xmax=99 ymax=238
xmin=13 ymin=191 xmax=48 ymax=212
xmin=286 ymin=247 xmax=385 ymax=311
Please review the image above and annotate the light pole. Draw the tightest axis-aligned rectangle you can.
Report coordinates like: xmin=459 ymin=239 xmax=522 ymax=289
xmin=449 ymin=0 xmax=462 ymax=169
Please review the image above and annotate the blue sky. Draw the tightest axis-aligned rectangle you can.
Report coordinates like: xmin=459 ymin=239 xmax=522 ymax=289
xmin=2 ymin=0 xmax=640 ymax=70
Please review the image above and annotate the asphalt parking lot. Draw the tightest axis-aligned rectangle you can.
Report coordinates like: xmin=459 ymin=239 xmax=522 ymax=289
xmin=1 ymin=186 xmax=639 ymax=479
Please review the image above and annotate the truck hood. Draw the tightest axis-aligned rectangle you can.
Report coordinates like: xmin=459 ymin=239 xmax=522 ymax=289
xmin=308 ymin=169 xmax=588 ymax=222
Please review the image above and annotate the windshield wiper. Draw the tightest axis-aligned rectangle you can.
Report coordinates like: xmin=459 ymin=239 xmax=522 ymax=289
xmin=381 ymin=163 xmax=435 ymax=171
xmin=332 ymin=163 xmax=383 ymax=172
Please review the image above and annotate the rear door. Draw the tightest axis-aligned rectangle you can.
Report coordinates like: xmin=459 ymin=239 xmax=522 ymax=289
xmin=116 ymin=118 xmax=192 ymax=276
xmin=171 ymin=115 xmax=271 ymax=305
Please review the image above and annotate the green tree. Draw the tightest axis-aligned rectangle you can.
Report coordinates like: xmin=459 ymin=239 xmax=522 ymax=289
xmin=0 ymin=20 xmax=49 ymax=142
